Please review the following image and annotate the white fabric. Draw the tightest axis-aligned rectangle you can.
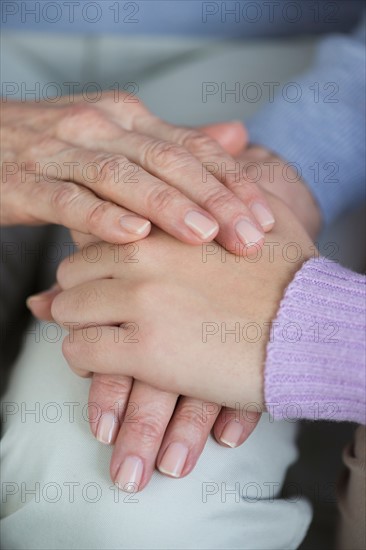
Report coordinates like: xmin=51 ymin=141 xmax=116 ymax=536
xmin=1 ymin=324 xmax=311 ymax=549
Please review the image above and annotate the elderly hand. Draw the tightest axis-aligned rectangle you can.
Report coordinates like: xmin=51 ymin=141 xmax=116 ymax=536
xmin=1 ymin=93 xmax=274 ymax=253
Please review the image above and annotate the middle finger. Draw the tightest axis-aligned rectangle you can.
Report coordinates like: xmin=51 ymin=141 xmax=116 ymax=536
xmin=110 ymin=381 xmax=178 ymax=492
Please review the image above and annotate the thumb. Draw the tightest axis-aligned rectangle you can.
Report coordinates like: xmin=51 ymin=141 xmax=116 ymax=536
xmin=199 ymin=121 xmax=248 ymax=156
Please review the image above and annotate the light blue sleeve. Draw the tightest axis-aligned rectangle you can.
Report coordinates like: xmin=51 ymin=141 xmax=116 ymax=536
xmin=246 ymin=16 xmax=366 ymax=227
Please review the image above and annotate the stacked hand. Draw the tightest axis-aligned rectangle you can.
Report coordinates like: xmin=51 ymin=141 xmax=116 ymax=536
xmin=28 ymin=193 xmax=313 ymax=491
xmin=8 ymin=91 xmax=319 ymax=492
xmin=6 ymin=91 xmax=270 ymax=493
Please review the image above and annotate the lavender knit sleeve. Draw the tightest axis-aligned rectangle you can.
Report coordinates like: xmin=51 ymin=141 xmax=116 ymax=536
xmin=264 ymin=258 xmax=366 ymax=424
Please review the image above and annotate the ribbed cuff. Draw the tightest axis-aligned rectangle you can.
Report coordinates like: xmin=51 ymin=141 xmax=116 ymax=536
xmin=264 ymin=258 xmax=366 ymax=424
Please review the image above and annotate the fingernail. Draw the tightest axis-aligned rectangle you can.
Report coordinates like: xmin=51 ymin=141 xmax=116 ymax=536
xmin=96 ymin=412 xmax=119 ymax=445
xmin=220 ymin=420 xmax=243 ymax=448
xmin=184 ymin=211 xmax=218 ymax=240
xmin=26 ymin=284 xmax=59 ymax=306
xmin=120 ymin=215 xmax=151 ymax=235
xmin=115 ymin=456 xmax=143 ymax=492
xmin=251 ymin=203 xmax=275 ymax=230
xmin=235 ymin=219 xmax=263 ymax=246
xmin=158 ymin=442 xmax=189 ymax=478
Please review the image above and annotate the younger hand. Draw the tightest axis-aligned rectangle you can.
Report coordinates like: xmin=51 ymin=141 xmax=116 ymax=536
xmin=50 ymin=193 xmax=313 ymax=409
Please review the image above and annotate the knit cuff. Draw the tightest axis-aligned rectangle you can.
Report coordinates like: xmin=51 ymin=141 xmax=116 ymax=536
xmin=264 ymin=258 xmax=366 ymax=424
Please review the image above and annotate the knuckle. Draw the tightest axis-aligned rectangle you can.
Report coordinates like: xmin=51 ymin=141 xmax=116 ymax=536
xmin=222 ymin=168 xmax=242 ymax=189
xmin=85 ymin=200 xmax=110 ymax=233
xmin=174 ymin=402 xmax=208 ymax=432
xmin=100 ymin=93 xmax=148 ymax=132
xmin=50 ymin=182 xmax=81 ymax=214
xmin=127 ymin=415 xmax=165 ymax=444
xmin=204 ymin=187 xmax=234 ymax=213
xmin=91 ymin=373 xmax=132 ymax=400
xmin=181 ymin=130 xmax=218 ymax=154
xmin=144 ymin=140 xmax=187 ymax=170
xmin=145 ymin=185 xmax=182 ymax=215
xmin=98 ymin=154 xmax=129 ymax=186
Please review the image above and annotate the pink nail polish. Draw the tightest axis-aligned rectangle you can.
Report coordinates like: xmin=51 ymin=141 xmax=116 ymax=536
xmin=184 ymin=211 xmax=218 ymax=240
xmin=251 ymin=203 xmax=275 ymax=230
xmin=220 ymin=420 xmax=243 ymax=448
xmin=158 ymin=442 xmax=189 ymax=478
xmin=96 ymin=412 xmax=119 ymax=445
xmin=115 ymin=456 xmax=143 ymax=493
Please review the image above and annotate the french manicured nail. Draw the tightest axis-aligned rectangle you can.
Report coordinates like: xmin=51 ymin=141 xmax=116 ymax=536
xmin=220 ymin=420 xmax=244 ymax=448
xmin=235 ymin=219 xmax=263 ymax=246
xmin=120 ymin=215 xmax=151 ymax=235
xmin=96 ymin=412 xmax=119 ymax=445
xmin=184 ymin=211 xmax=218 ymax=240
xmin=251 ymin=203 xmax=275 ymax=229
xmin=158 ymin=442 xmax=189 ymax=478
xmin=115 ymin=456 xmax=143 ymax=492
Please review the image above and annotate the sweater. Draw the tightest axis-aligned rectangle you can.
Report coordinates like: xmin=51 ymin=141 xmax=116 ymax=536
xmin=265 ymin=258 xmax=366 ymax=424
